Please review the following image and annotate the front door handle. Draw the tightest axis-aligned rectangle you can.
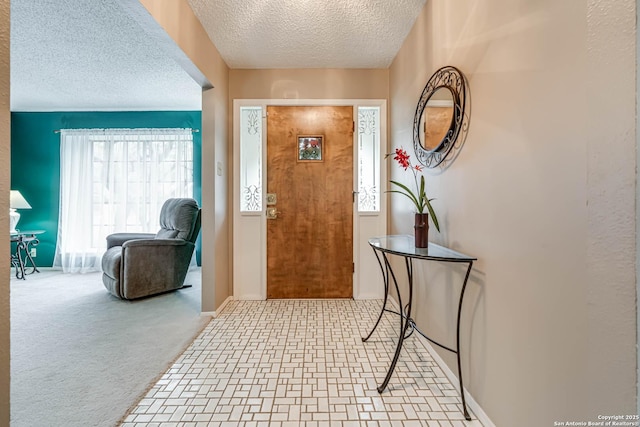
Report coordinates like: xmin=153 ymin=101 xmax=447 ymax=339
xmin=266 ymin=207 xmax=280 ymax=219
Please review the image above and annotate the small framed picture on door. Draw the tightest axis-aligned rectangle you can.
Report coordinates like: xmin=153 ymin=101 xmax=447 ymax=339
xmin=297 ymin=135 xmax=323 ymax=162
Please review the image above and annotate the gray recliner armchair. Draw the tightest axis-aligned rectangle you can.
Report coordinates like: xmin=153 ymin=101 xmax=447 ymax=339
xmin=101 ymin=198 xmax=201 ymax=300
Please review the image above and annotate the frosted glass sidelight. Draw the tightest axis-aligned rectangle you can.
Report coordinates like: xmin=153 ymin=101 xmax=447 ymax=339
xmin=240 ymin=107 xmax=263 ymax=212
xmin=358 ymin=107 xmax=380 ymax=212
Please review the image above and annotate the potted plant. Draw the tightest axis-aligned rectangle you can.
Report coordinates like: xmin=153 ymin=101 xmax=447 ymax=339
xmin=387 ymin=147 xmax=440 ymax=247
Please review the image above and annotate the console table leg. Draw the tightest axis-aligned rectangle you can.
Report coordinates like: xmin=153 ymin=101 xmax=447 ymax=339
xmin=377 ymin=254 xmax=406 ymax=392
xmin=11 ymin=254 xmax=20 ymax=279
xmin=10 ymin=233 xmax=43 ymax=280
xmin=363 ymin=248 xmax=390 ymax=342
xmin=16 ymin=242 xmax=27 ymax=280
xmin=377 ymin=256 xmax=414 ymax=393
xmin=23 ymin=240 xmax=40 ymax=275
xmin=456 ymin=261 xmax=474 ymax=421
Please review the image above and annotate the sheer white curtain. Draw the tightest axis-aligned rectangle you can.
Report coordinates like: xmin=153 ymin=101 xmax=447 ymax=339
xmin=55 ymin=128 xmax=194 ymax=273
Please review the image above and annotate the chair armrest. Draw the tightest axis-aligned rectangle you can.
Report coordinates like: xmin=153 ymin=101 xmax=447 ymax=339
xmin=120 ymin=239 xmax=195 ymax=299
xmin=106 ymin=233 xmax=156 ymax=249
xmin=122 ymin=238 xmax=190 ymax=248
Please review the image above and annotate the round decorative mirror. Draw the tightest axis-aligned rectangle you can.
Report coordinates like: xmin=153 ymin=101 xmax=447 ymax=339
xmin=418 ymin=87 xmax=455 ymax=152
xmin=413 ymin=66 xmax=469 ymax=169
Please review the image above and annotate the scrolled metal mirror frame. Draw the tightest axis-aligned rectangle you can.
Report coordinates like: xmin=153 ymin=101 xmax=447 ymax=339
xmin=413 ymin=66 xmax=470 ymax=169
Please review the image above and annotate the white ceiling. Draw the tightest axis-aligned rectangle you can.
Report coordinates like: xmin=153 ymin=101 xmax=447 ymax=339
xmin=10 ymin=0 xmax=203 ymax=112
xmin=187 ymin=0 xmax=427 ymax=69
xmin=10 ymin=0 xmax=426 ymax=112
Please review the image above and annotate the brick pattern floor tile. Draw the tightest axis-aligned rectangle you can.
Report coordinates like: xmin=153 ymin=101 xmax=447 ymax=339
xmin=120 ymin=300 xmax=484 ymax=427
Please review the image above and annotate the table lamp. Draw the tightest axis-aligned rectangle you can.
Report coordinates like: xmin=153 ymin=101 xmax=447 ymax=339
xmin=10 ymin=190 xmax=32 ymax=233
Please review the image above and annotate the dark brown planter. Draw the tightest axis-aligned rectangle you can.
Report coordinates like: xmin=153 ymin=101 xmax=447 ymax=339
xmin=414 ymin=213 xmax=429 ymax=248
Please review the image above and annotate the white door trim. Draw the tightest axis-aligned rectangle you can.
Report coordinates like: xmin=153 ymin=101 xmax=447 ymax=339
xmin=233 ymin=99 xmax=387 ymax=300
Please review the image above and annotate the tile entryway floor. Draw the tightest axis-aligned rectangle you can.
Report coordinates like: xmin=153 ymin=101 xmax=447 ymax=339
xmin=121 ymin=300 xmax=484 ymax=427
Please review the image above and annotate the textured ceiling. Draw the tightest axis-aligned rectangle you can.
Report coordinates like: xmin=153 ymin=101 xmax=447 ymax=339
xmin=10 ymin=0 xmax=426 ymax=111
xmin=187 ymin=0 xmax=427 ymax=69
xmin=10 ymin=0 xmax=202 ymax=112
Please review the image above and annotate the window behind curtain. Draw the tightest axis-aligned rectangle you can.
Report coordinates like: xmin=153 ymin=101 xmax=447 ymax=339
xmin=55 ymin=128 xmax=194 ymax=273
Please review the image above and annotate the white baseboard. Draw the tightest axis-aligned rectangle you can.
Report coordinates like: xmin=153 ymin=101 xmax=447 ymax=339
xmin=202 ymin=295 xmax=233 ymax=318
xmin=235 ymin=294 xmax=264 ymax=301
xmin=354 ymin=293 xmax=384 ymax=300
xmin=386 ymin=296 xmax=495 ymax=426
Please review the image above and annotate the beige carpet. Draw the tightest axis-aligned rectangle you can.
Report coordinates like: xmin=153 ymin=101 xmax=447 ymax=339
xmin=10 ymin=267 xmax=210 ymax=427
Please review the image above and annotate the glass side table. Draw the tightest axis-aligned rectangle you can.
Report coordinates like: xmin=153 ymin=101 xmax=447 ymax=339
xmin=365 ymin=235 xmax=477 ymax=420
xmin=10 ymin=230 xmax=45 ymax=280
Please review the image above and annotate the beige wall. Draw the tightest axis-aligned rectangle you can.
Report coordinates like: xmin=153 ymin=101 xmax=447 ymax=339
xmin=229 ymin=68 xmax=388 ymax=301
xmin=0 ymin=1 xmax=9 ymax=423
xmin=139 ymin=0 xmax=231 ymax=312
xmin=230 ymin=68 xmax=388 ymax=100
xmin=390 ymin=0 xmax=636 ymax=425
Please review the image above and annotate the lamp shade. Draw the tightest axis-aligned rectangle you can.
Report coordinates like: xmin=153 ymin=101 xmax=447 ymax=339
xmin=10 ymin=190 xmax=32 ymax=209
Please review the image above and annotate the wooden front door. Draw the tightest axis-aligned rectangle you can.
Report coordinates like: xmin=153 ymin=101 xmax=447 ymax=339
xmin=266 ymin=105 xmax=353 ymax=298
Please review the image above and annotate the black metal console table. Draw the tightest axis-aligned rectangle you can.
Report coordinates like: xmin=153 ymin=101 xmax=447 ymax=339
xmin=11 ymin=230 xmax=44 ymax=280
xmin=364 ymin=235 xmax=476 ymax=420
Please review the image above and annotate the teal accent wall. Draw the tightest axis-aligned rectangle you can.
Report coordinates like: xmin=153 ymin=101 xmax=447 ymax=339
xmin=10 ymin=111 xmax=202 ymax=267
